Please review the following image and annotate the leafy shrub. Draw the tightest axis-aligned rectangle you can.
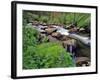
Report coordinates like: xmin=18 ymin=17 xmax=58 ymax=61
xmin=23 ymin=25 xmax=75 ymax=69
xmin=36 ymin=42 xmax=75 ymax=68
xmin=23 ymin=25 xmax=39 ymax=51
xmin=23 ymin=42 xmax=75 ymax=69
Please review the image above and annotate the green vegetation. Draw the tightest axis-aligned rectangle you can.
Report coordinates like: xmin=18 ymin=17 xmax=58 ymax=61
xmin=23 ymin=25 xmax=39 ymax=51
xmin=23 ymin=10 xmax=91 ymax=28
xmin=23 ymin=10 xmax=91 ymax=69
xmin=23 ymin=25 xmax=74 ymax=69
xmin=23 ymin=12 xmax=39 ymax=26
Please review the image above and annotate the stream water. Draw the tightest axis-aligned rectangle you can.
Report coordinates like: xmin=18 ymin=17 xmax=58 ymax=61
xmin=33 ymin=24 xmax=90 ymax=46
xmin=31 ymin=24 xmax=90 ymax=66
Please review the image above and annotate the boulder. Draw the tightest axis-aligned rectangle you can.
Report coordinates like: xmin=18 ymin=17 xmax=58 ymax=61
xmin=62 ymin=39 xmax=77 ymax=54
xmin=76 ymin=41 xmax=90 ymax=58
xmin=47 ymin=35 xmax=59 ymax=42
xmin=62 ymin=39 xmax=76 ymax=46
xmin=59 ymin=35 xmax=70 ymax=41
xmin=48 ymin=25 xmax=54 ymax=28
xmin=51 ymin=32 xmax=61 ymax=38
xmin=45 ymin=28 xmax=57 ymax=34
xmin=79 ymin=28 xmax=85 ymax=31
xmin=75 ymin=57 xmax=90 ymax=66
xmin=42 ymin=23 xmax=47 ymax=26
xmin=69 ymin=27 xmax=77 ymax=33
xmin=79 ymin=28 xmax=85 ymax=33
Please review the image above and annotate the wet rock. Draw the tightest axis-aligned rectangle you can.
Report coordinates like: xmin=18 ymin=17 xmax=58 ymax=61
xmin=47 ymin=35 xmax=59 ymax=42
xmin=41 ymin=27 xmax=46 ymax=30
xmin=48 ymin=25 xmax=54 ymax=28
xmin=75 ymin=57 xmax=90 ymax=67
xmin=62 ymin=39 xmax=76 ymax=46
xmin=37 ymin=28 xmax=45 ymax=33
xmin=67 ymin=24 xmax=74 ymax=28
xmin=79 ymin=28 xmax=86 ymax=33
xmin=69 ymin=27 xmax=77 ymax=33
xmin=59 ymin=35 xmax=70 ymax=41
xmin=45 ymin=28 xmax=57 ymax=34
xmin=84 ymin=27 xmax=90 ymax=33
xmin=76 ymin=41 xmax=90 ymax=58
xmin=62 ymin=39 xmax=77 ymax=53
xmin=63 ymin=39 xmax=77 ymax=53
xmin=65 ymin=25 xmax=70 ymax=29
xmin=79 ymin=28 xmax=85 ymax=31
xmin=51 ymin=32 xmax=61 ymax=38
xmin=42 ymin=23 xmax=47 ymax=26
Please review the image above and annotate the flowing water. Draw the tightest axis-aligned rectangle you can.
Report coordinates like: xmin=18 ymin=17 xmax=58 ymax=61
xmin=31 ymin=24 xmax=90 ymax=66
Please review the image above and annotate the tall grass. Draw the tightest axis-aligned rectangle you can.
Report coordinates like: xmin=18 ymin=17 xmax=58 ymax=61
xmin=23 ymin=10 xmax=91 ymax=28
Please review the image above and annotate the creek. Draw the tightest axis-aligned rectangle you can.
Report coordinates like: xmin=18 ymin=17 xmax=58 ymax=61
xmin=31 ymin=24 xmax=90 ymax=66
